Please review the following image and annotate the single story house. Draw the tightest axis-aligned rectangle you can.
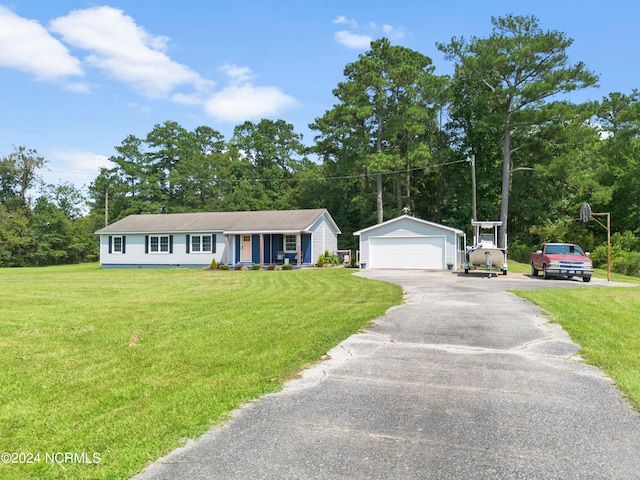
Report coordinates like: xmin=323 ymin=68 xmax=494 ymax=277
xmin=354 ymin=215 xmax=465 ymax=270
xmin=95 ymin=208 xmax=340 ymax=268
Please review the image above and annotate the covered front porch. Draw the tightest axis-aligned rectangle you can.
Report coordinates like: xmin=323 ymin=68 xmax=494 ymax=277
xmin=223 ymin=232 xmax=312 ymax=267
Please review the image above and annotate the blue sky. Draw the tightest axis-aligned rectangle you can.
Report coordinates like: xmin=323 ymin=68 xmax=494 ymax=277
xmin=1 ymin=0 xmax=638 ymax=192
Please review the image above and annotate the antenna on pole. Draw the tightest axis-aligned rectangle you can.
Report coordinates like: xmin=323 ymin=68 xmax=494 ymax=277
xmin=105 ymin=190 xmax=109 ymax=227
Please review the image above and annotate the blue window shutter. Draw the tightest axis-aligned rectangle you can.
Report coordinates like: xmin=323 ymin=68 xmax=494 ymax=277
xmin=212 ymin=234 xmax=216 ymax=253
xmin=186 ymin=234 xmax=190 ymax=253
xmin=108 ymin=236 xmax=112 ymax=254
xmin=169 ymin=235 xmax=173 ymax=254
xmin=122 ymin=236 xmax=126 ymax=254
xmin=145 ymin=236 xmax=149 ymax=254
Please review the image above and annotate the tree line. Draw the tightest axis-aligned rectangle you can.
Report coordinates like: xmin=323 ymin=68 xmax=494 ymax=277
xmin=1 ymin=15 xmax=639 ymax=272
xmin=0 ymin=145 xmax=95 ymax=266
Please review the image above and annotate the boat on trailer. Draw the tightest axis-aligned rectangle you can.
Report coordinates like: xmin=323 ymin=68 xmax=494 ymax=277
xmin=464 ymin=220 xmax=508 ymax=276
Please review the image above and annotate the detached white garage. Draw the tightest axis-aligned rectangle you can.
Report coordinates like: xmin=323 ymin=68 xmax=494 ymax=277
xmin=354 ymin=215 xmax=465 ymax=270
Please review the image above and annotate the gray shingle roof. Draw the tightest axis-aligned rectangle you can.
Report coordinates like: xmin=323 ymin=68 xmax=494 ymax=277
xmin=95 ymin=209 xmax=340 ymax=234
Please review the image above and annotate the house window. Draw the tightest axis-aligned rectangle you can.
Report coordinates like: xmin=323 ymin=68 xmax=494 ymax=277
xmin=109 ymin=235 xmax=125 ymax=254
xmin=150 ymin=235 xmax=170 ymax=253
xmin=113 ymin=236 xmax=123 ymax=253
xmin=191 ymin=235 xmax=214 ymax=253
xmin=285 ymin=234 xmax=297 ymax=252
xmin=203 ymin=235 xmax=212 ymax=252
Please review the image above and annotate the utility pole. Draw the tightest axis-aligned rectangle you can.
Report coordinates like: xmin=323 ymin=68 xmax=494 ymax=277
xmin=377 ymin=172 xmax=383 ymax=224
xmin=471 ymin=155 xmax=477 ymax=223
xmin=105 ymin=191 xmax=109 ymax=227
xmin=376 ymin=112 xmax=384 ymax=224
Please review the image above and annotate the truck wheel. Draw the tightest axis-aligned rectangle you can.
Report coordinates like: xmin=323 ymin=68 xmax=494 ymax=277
xmin=583 ymin=276 xmax=591 ymax=283
xmin=542 ymin=264 xmax=549 ymax=279
xmin=531 ymin=263 xmax=539 ymax=276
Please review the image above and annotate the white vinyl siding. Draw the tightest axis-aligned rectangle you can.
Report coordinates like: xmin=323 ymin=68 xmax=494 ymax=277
xmin=100 ymin=233 xmax=226 ymax=267
xmin=308 ymin=214 xmax=339 ymax=262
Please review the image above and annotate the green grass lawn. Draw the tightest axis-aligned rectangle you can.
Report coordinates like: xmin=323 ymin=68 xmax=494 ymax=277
xmin=510 ymin=260 xmax=640 ymax=410
xmin=514 ymin=285 xmax=640 ymax=411
xmin=0 ymin=264 xmax=402 ymax=479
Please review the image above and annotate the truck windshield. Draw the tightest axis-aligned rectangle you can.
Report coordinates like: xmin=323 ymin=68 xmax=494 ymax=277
xmin=545 ymin=245 xmax=585 ymax=256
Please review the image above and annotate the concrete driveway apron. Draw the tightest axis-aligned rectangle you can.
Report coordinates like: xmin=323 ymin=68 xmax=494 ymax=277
xmin=134 ymin=271 xmax=640 ymax=480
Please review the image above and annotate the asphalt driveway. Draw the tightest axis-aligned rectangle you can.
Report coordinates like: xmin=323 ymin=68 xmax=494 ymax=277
xmin=134 ymin=270 xmax=640 ymax=479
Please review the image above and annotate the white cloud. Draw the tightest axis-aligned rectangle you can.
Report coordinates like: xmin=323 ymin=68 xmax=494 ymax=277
xmin=220 ymin=64 xmax=254 ymax=84
xmin=333 ymin=16 xmax=358 ymax=29
xmin=44 ymin=149 xmax=113 ymax=188
xmin=49 ymin=6 xmax=213 ymax=98
xmin=171 ymin=92 xmax=205 ymax=106
xmin=0 ymin=5 xmax=82 ymax=80
xmin=62 ymin=82 xmax=92 ymax=94
xmin=335 ymin=30 xmax=372 ymax=49
xmin=382 ymin=24 xmax=405 ymax=40
xmin=204 ymin=84 xmax=296 ymax=123
xmin=1 ymin=6 xmax=295 ymax=123
xmin=333 ymin=15 xmax=405 ymax=49
xmin=200 ymin=64 xmax=296 ymax=123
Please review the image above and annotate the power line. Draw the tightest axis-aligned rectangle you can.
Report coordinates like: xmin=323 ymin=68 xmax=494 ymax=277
xmin=63 ymin=158 xmax=469 ymax=187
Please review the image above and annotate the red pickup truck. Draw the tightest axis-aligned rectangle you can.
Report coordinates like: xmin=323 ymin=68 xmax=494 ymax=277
xmin=530 ymin=243 xmax=593 ymax=282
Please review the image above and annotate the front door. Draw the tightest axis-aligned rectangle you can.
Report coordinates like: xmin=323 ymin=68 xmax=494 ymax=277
xmin=241 ymin=235 xmax=252 ymax=262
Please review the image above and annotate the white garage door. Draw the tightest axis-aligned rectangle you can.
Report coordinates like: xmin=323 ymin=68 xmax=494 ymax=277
xmin=369 ymin=236 xmax=445 ymax=269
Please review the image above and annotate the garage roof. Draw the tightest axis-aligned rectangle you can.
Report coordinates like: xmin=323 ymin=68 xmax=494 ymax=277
xmin=353 ymin=215 xmax=464 ymax=236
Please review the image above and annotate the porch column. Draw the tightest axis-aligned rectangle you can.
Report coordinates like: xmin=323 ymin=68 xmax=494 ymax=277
xmin=296 ymin=232 xmax=302 ymax=266
xmin=259 ymin=234 xmax=264 ymax=266
xmin=224 ymin=234 xmax=229 ymax=265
